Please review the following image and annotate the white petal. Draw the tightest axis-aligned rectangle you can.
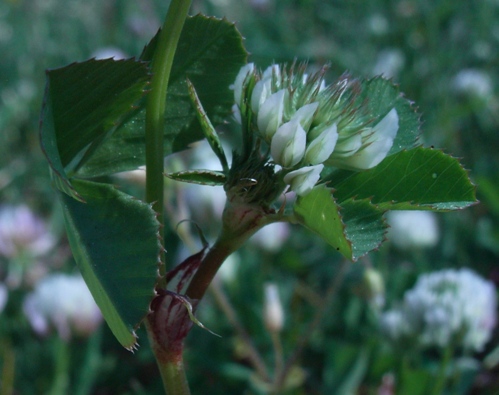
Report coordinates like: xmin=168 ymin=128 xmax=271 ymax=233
xmin=232 ymin=103 xmax=241 ymax=124
xmin=290 ymin=102 xmax=319 ymax=130
xmin=262 ymin=64 xmax=281 ymax=80
xmin=251 ymin=78 xmax=272 ymax=114
xmin=340 ymin=108 xmax=399 ymax=169
xmin=304 ymin=123 xmax=338 ymax=165
xmin=271 ymin=121 xmax=307 ymax=168
xmin=283 ymin=164 xmax=323 ymax=196
xmin=230 ymin=63 xmax=255 ymax=106
xmin=257 ymin=89 xmax=287 ymax=140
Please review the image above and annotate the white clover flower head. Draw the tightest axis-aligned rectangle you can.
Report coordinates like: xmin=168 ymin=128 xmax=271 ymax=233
xmin=387 ymin=210 xmax=439 ymax=249
xmin=23 ymin=273 xmax=102 ymax=341
xmin=0 ymin=204 xmax=56 ymax=259
xmin=380 ymin=268 xmax=497 ymax=351
xmin=264 ymin=282 xmax=284 ymax=333
xmin=230 ymin=63 xmax=401 ymax=198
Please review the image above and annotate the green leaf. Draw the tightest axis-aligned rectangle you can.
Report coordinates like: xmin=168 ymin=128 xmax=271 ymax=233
xmin=166 ymin=170 xmax=226 ymax=186
xmin=59 ymin=179 xmax=161 ymax=349
xmin=357 ymin=77 xmax=420 ymax=154
xmin=329 ymin=147 xmax=477 ymax=211
xmin=293 ymin=185 xmax=386 ymax=261
xmin=39 ymin=58 xmax=150 ymax=185
xmin=76 ymin=15 xmax=248 ymax=178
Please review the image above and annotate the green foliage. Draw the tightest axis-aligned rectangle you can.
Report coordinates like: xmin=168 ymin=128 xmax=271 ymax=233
xmin=291 ymin=76 xmax=476 ymax=260
xmin=76 ymin=15 xmax=247 ymax=177
xmin=60 ymin=179 xmax=161 ymax=349
xmin=294 ymin=185 xmax=386 ymax=261
xmin=330 ymin=147 xmax=477 ymax=211
xmin=38 ymin=14 xmax=247 ymax=348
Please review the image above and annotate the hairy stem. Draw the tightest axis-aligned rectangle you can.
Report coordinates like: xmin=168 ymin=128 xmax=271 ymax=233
xmin=144 ymin=1 xmax=192 ymax=394
xmin=145 ymin=0 xmax=191 ymax=281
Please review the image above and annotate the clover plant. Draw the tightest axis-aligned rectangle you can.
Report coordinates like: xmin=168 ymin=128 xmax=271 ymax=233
xmin=38 ymin=1 xmax=476 ymax=393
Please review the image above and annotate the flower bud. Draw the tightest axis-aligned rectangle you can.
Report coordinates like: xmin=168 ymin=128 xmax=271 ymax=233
xmin=283 ymin=164 xmax=323 ymax=196
xmin=304 ymin=123 xmax=338 ymax=165
xmin=271 ymin=120 xmax=306 ymax=168
xmin=230 ymin=62 xmax=255 ymax=107
xmin=327 ymin=108 xmax=399 ymax=170
xmin=264 ymin=283 xmax=284 ymax=333
xmin=290 ymin=102 xmax=319 ymax=131
xmin=257 ymin=89 xmax=287 ymax=140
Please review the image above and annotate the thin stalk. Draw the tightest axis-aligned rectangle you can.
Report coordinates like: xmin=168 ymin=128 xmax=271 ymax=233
xmin=432 ymin=344 xmax=454 ymax=395
xmin=1 ymin=341 xmax=15 ymax=395
xmin=270 ymin=331 xmax=284 ymax=392
xmin=275 ymin=259 xmax=350 ymax=388
xmin=157 ymin=358 xmax=191 ymax=395
xmin=48 ymin=338 xmax=70 ymax=395
xmin=145 ymin=2 xmax=192 ymax=394
xmin=145 ymin=0 xmax=191 ymax=280
xmin=210 ymin=278 xmax=270 ymax=382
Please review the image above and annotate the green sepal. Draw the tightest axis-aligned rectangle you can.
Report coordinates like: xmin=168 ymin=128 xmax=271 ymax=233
xmin=186 ymin=78 xmax=229 ymax=173
xmin=59 ymin=179 xmax=161 ymax=350
xmin=166 ymin=170 xmax=226 ymax=186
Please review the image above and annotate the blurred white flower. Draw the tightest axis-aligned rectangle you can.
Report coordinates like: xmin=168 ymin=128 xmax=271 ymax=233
xmin=0 ymin=283 xmax=7 ymax=314
xmin=264 ymin=283 xmax=284 ymax=333
xmin=249 ymin=222 xmax=290 ymax=252
xmin=23 ymin=273 xmax=102 ymax=341
xmin=452 ymin=69 xmax=493 ymax=99
xmin=114 ymin=166 xmax=146 ymax=185
xmin=367 ymin=14 xmax=389 ymax=36
xmin=92 ymin=47 xmax=128 ymax=60
xmin=0 ymin=205 xmax=55 ymax=259
xmin=380 ymin=268 xmax=497 ymax=351
xmin=372 ymin=49 xmax=405 ymax=79
xmin=386 ymin=210 xmax=439 ymax=249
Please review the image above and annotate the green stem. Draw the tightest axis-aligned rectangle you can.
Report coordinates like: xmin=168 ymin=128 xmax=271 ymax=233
xmin=48 ymin=338 xmax=70 ymax=395
xmin=157 ymin=357 xmax=191 ymax=395
xmin=145 ymin=2 xmax=192 ymax=395
xmin=432 ymin=344 xmax=454 ymax=395
xmin=145 ymin=0 xmax=191 ymax=280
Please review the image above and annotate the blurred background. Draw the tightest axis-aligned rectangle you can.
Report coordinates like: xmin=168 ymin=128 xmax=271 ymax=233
xmin=1 ymin=0 xmax=498 ymax=394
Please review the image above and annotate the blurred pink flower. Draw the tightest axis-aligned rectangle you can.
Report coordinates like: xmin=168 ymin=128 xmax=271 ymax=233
xmin=0 ymin=204 xmax=55 ymax=259
xmin=23 ymin=273 xmax=102 ymax=341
